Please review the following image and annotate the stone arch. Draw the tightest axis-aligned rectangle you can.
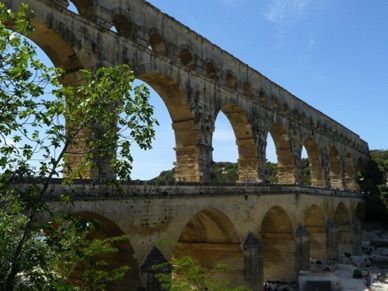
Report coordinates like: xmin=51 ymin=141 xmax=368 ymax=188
xmin=281 ymin=102 xmax=289 ymax=116
xmin=269 ymin=124 xmax=295 ymax=184
xmin=260 ymin=206 xmax=295 ymax=281
xmin=304 ymin=205 xmax=326 ymax=259
xmin=205 ymin=60 xmax=217 ymax=79
xmin=137 ymin=71 xmax=200 ymax=182
xmin=225 ymin=71 xmax=236 ymax=89
xmin=179 ymin=47 xmax=194 ymax=67
xmin=70 ymin=0 xmax=95 ymax=19
xmin=68 ymin=212 xmax=140 ymax=290
xmin=345 ymin=153 xmax=358 ymax=190
xmin=218 ymin=103 xmax=257 ymax=182
xmin=148 ymin=31 xmax=167 ymax=54
xmin=28 ymin=19 xmax=83 ymax=71
xmin=177 ymin=208 xmax=244 ymax=287
xmin=304 ymin=138 xmax=324 ymax=187
xmin=333 ymin=202 xmax=352 ymax=254
xmin=329 ymin=147 xmax=342 ymax=189
xmin=111 ymin=11 xmax=133 ymax=37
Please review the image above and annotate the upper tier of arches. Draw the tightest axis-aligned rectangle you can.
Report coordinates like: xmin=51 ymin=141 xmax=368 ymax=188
xmin=7 ymin=0 xmax=370 ymax=190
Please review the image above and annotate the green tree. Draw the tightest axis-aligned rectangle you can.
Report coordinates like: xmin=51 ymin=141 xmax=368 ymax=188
xmin=300 ymin=158 xmax=311 ymax=186
xmin=361 ymin=151 xmax=388 ymax=223
xmin=0 ymin=3 xmax=157 ymax=290
xmin=265 ymin=161 xmax=278 ymax=183
xmin=154 ymin=243 xmax=251 ymax=291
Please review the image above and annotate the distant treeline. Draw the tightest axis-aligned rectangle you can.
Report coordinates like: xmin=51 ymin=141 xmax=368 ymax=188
xmin=151 ymin=159 xmax=311 ymax=184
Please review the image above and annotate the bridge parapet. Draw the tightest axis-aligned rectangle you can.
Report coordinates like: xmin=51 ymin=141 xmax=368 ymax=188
xmin=15 ymin=179 xmax=367 ymax=201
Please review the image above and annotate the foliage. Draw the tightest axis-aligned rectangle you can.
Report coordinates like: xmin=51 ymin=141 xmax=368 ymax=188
xmin=211 ymin=161 xmax=239 ymax=183
xmin=45 ymin=215 xmax=130 ymax=290
xmin=0 ymin=3 xmax=157 ymax=290
xmin=151 ymin=168 xmax=175 ymax=184
xmin=370 ymin=149 xmax=388 ymax=176
xmin=265 ymin=161 xmax=278 ymax=184
xmin=361 ymin=150 xmax=388 ymax=222
xmin=299 ymin=158 xmax=311 ymax=186
xmin=154 ymin=251 xmax=251 ymax=291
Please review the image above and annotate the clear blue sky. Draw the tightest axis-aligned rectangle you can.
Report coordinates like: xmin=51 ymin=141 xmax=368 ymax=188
xmin=129 ymin=0 xmax=388 ymax=179
xmin=40 ymin=1 xmax=388 ymax=180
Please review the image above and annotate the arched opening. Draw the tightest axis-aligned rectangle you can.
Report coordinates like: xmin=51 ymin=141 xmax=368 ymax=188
xmin=205 ymin=61 xmax=217 ymax=79
xmin=70 ymin=0 xmax=95 ymax=18
xmin=129 ymin=80 xmax=175 ymax=181
xmin=4 ymin=16 xmax=89 ymax=177
xmin=265 ymin=135 xmax=278 ymax=184
xmin=68 ymin=2 xmax=79 ymax=15
xmin=179 ymin=48 xmax=194 ymax=67
xmin=258 ymin=89 xmax=266 ymax=104
xmin=177 ymin=208 xmax=244 ymax=287
xmin=138 ymin=71 xmax=199 ymax=182
xmin=112 ymin=13 xmax=132 ymax=37
xmin=218 ymin=103 xmax=257 ymax=183
xmin=269 ymin=124 xmax=295 ymax=184
xmin=333 ymin=203 xmax=351 ymax=254
xmin=148 ymin=32 xmax=167 ymax=54
xmin=212 ymin=113 xmax=239 ymax=183
xmin=68 ymin=212 xmax=140 ymax=290
xmin=329 ymin=147 xmax=342 ymax=189
xmin=260 ymin=206 xmax=296 ymax=281
xmin=299 ymin=146 xmax=311 ymax=186
xmin=281 ymin=102 xmax=289 ymax=116
xmin=304 ymin=138 xmax=324 ymax=187
xmin=304 ymin=205 xmax=326 ymax=259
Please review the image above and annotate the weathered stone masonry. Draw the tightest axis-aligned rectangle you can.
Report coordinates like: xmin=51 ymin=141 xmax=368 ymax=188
xmin=4 ymin=0 xmax=371 ymax=290
xmin=6 ymin=0 xmax=369 ymax=188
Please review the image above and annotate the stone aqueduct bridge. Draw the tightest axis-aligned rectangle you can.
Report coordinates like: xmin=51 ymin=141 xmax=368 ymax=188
xmin=5 ymin=0 xmax=372 ymax=290
xmin=6 ymin=0 xmax=370 ymax=188
xmin=42 ymin=180 xmax=367 ymax=290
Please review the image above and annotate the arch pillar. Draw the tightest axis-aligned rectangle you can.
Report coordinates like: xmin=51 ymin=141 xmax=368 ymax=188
xmin=173 ymin=118 xmax=213 ymax=183
xmin=295 ymin=225 xmax=310 ymax=275
xmin=140 ymin=246 xmax=172 ymax=291
xmin=241 ymin=232 xmax=264 ymax=291
xmin=292 ymin=143 xmax=303 ymax=186
xmin=237 ymin=137 xmax=259 ymax=183
xmin=346 ymin=177 xmax=360 ymax=191
xmin=253 ymin=124 xmax=267 ymax=184
xmin=321 ymin=149 xmax=331 ymax=188
xmin=277 ymin=148 xmax=295 ymax=184
xmin=351 ymin=215 xmax=362 ymax=256
xmin=174 ymin=143 xmax=213 ymax=183
xmin=345 ymin=156 xmax=360 ymax=191
xmin=326 ymin=220 xmax=339 ymax=259
xmin=62 ymin=70 xmax=118 ymax=179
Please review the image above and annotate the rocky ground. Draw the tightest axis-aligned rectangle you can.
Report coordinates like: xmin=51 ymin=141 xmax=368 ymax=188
xmin=266 ymin=229 xmax=388 ymax=290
